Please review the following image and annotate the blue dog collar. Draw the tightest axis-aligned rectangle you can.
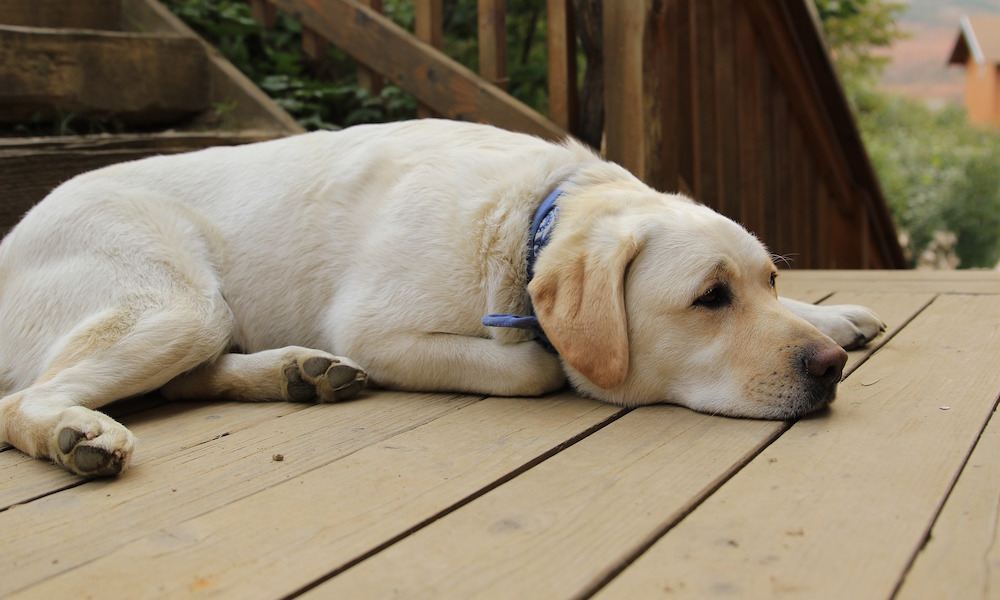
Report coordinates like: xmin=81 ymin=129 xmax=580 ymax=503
xmin=482 ymin=188 xmax=562 ymax=353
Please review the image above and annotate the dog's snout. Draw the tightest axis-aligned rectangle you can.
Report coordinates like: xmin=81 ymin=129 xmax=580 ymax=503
xmin=803 ymin=345 xmax=848 ymax=386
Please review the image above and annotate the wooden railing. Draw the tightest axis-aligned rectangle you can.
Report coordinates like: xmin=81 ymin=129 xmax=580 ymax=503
xmin=247 ymin=0 xmax=906 ymax=269
xmin=250 ymin=0 xmax=568 ymax=141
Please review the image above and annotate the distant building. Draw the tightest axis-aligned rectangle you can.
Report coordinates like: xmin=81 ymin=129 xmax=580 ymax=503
xmin=948 ymin=15 xmax=1000 ymax=128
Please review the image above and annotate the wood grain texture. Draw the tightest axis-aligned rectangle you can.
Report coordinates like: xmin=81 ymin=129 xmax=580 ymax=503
xmin=305 ymin=406 xmax=783 ymax=598
xmin=597 ymin=294 xmax=1000 ymax=598
xmin=12 ymin=395 xmax=621 ymax=599
xmin=896 ymin=400 xmax=1000 ymax=599
xmin=0 ymin=25 xmax=207 ymax=123
xmin=266 ymin=0 xmax=563 ymax=140
xmin=0 ymin=393 xmax=479 ymax=596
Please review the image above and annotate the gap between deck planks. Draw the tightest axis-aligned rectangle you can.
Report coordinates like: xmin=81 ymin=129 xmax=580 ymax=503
xmin=6 ymin=394 xmax=622 ymax=598
xmin=0 ymin=391 xmax=483 ymax=596
xmin=895 ymin=395 xmax=1000 ymax=599
xmin=288 ymin=291 xmax=931 ymax=598
xmin=595 ymin=293 xmax=1000 ymax=599
xmin=0 ymin=284 xmax=933 ymax=598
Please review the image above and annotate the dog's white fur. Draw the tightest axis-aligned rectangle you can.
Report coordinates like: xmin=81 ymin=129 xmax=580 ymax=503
xmin=0 ymin=120 xmax=883 ymax=476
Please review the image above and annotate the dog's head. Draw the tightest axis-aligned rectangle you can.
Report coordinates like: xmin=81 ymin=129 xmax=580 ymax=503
xmin=528 ymin=172 xmax=847 ymax=419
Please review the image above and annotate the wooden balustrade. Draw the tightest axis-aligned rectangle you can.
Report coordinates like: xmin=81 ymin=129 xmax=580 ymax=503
xmin=246 ymin=0 xmax=905 ymax=269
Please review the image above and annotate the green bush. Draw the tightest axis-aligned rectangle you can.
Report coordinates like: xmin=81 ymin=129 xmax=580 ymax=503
xmin=163 ymin=0 xmax=552 ymax=130
xmin=164 ymin=0 xmax=418 ymax=129
xmin=855 ymin=89 xmax=1000 ymax=268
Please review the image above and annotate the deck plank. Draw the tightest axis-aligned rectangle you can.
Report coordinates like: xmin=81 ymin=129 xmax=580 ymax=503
xmin=896 ymin=403 xmax=1000 ymax=599
xmin=302 ymin=407 xmax=783 ymax=598
xmin=595 ymin=294 xmax=1000 ymax=598
xmin=0 ymin=400 xmax=307 ymax=510
xmin=818 ymin=291 xmax=935 ymax=374
xmin=0 ymin=391 xmax=480 ymax=596
xmin=292 ymin=289 xmax=926 ymax=597
xmin=783 ymin=270 xmax=1000 ymax=294
xmin=9 ymin=394 xmax=622 ymax=598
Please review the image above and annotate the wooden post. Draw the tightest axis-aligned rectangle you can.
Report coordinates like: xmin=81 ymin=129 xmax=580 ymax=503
xmin=266 ymin=0 xmax=565 ymax=140
xmin=603 ymin=0 xmax=661 ymax=186
xmin=415 ymin=0 xmax=443 ymax=118
xmin=478 ymin=0 xmax=508 ymax=89
xmin=357 ymin=0 xmax=384 ymax=95
xmin=250 ymin=0 xmax=278 ymax=28
xmin=302 ymin=27 xmax=328 ymax=65
xmin=546 ymin=0 xmax=577 ymax=134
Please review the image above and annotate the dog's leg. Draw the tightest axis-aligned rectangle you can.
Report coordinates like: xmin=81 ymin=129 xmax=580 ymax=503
xmin=161 ymin=347 xmax=367 ymax=403
xmin=780 ymin=297 xmax=886 ymax=350
xmin=0 ymin=295 xmax=232 ymax=477
xmin=342 ymin=332 xmax=566 ymax=397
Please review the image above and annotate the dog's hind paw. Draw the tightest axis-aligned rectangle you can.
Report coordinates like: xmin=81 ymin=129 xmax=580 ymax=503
xmin=283 ymin=353 xmax=367 ymax=403
xmin=52 ymin=407 xmax=134 ymax=477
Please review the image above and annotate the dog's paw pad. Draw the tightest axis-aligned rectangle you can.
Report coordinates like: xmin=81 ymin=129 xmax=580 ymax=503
xmin=283 ymin=354 xmax=367 ymax=403
xmin=73 ymin=444 xmax=127 ymax=477
xmin=53 ymin=410 xmax=134 ymax=477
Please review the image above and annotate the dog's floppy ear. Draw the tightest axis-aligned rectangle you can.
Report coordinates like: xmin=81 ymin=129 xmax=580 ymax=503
xmin=528 ymin=223 xmax=640 ymax=389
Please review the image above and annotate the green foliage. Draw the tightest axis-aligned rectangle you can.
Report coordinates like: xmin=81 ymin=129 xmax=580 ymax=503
xmin=164 ymin=0 xmax=418 ymax=129
xmin=163 ymin=0 xmax=553 ymax=130
xmin=814 ymin=0 xmax=1000 ymax=268
xmin=813 ymin=0 xmax=908 ymax=89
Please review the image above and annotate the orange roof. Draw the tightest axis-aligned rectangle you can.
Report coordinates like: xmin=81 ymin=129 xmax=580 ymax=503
xmin=948 ymin=14 xmax=1000 ymax=65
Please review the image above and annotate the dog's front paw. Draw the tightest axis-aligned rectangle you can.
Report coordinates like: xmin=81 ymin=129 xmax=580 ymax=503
xmin=52 ymin=407 xmax=134 ymax=477
xmin=283 ymin=353 xmax=367 ymax=403
xmin=819 ymin=304 xmax=886 ymax=350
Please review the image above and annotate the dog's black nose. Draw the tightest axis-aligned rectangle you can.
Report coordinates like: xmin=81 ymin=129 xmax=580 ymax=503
xmin=804 ymin=345 xmax=848 ymax=387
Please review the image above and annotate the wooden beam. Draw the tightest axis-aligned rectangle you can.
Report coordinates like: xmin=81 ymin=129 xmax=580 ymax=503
xmin=414 ymin=0 xmax=443 ymax=118
xmin=0 ymin=0 xmax=121 ymax=28
xmin=603 ymin=0 xmax=654 ymax=183
xmin=0 ymin=25 xmax=207 ymax=124
xmin=743 ymin=0 xmax=855 ymax=217
xmin=268 ymin=0 xmax=564 ymax=140
xmin=546 ymin=0 xmax=577 ymax=133
xmin=478 ymin=0 xmax=508 ymax=89
xmin=250 ymin=0 xmax=278 ymax=28
xmin=356 ymin=0 xmax=383 ymax=95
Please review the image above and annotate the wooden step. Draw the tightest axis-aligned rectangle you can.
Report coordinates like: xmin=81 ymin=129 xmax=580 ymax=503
xmin=0 ymin=0 xmax=121 ymax=29
xmin=0 ymin=25 xmax=208 ymax=125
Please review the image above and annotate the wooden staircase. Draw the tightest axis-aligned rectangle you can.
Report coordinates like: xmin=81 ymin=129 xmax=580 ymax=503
xmin=0 ymin=0 xmax=303 ymax=234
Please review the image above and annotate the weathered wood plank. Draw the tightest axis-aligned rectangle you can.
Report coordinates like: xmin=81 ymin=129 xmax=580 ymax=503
xmin=0 ymin=132 xmax=287 ymax=237
xmin=546 ymin=0 xmax=577 ymax=133
xmin=596 ymin=294 xmax=1000 ymax=598
xmin=355 ymin=0 xmax=384 ymax=93
xmin=294 ymin=290 xmax=925 ymax=597
xmin=0 ymin=392 xmax=479 ymax=596
xmin=12 ymin=395 xmax=622 ymax=598
xmin=478 ymin=0 xmax=507 ymax=88
xmin=896 ymin=406 xmax=1000 ymax=599
xmin=603 ymin=0 xmax=653 ymax=183
xmin=0 ymin=0 xmax=121 ymax=29
xmin=781 ymin=270 xmax=1000 ymax=294
xmin=0 ymin=400 xmax=306 ymax=511
xmin=735 ymin=0 xmax=764 ymax=236
xmin=266 ymin=0 xmax=563 ymax=140
xmin=304 ymin=407 xmax=783 ymax=598
xmin=0 ymin=25 xmax=207 ymax=123
xmin=414 ymin=0 xmax=443 ymax=117
xmin=712 ymin=0 xmax=739 ymax=220
xmin=818 ymin=291 xmax=935 ymax=375
xmin=690 ymin=0 xmax=717 ymax=206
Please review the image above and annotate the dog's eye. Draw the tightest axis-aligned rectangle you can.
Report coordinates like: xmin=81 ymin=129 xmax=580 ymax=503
xmin=769 ymin=272 xmax=777 ymax=289
xmin=693 ymin=285 xmax=732 ymax=310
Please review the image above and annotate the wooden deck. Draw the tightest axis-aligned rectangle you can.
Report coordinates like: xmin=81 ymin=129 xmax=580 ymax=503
xmin=3 ymin=270 xmax=1000 ymax=598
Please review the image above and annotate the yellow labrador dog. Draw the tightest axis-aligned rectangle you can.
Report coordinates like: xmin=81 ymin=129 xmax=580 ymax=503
xmin=0 ymin=120 xmax=883 ymax=477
